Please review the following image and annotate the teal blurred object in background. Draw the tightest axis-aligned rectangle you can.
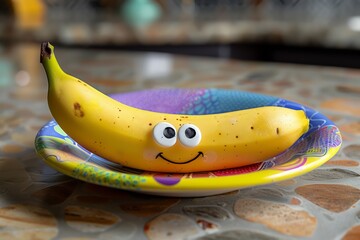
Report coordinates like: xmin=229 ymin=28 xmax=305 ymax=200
xmin=121 ymin=0 xmax=161 ymax=27
xmin=0 ymin=58 xmax=13 ymax=87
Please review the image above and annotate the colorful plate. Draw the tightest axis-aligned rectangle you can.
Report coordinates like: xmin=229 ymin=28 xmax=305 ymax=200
xmin=35 ymin=89 xmax=342 ymax=197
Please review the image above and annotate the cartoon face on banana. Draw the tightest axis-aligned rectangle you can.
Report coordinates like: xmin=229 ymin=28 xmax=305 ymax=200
xmin=152 ymin=122 xmax=204 ymax=164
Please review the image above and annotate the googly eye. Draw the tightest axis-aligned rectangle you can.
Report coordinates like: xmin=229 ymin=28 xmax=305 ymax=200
xmin=178 ymin=124 xmax=201 ymax=147
xmin=153 ymin=122 xmax=177 ymax=147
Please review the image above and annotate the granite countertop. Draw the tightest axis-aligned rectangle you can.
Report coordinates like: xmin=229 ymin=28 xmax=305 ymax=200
xmin=0 ymin=43 xmax=359 ymax=240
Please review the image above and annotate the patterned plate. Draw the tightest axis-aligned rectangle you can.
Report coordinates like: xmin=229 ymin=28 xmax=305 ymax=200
xmin=35 ymin=89 xmax=342 ymax=197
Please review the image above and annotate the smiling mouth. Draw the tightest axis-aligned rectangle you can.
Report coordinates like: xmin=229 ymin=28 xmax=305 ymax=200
xmin=155 ymin=152 xmax=204 ymax=164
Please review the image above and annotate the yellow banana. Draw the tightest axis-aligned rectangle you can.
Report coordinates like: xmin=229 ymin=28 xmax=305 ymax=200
xmin=40 ymin=42 xmax=309 ymax=173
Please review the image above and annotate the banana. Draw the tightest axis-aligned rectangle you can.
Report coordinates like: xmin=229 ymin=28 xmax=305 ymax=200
xmin=40 ymin=42 xmax=309 ymax=173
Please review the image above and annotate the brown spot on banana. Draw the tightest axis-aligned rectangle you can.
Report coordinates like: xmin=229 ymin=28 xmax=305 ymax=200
xmin=73 ymin=102 xmax=84 ymax=117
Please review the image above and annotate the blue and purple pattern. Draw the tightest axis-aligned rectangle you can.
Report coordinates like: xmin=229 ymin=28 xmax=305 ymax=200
xmin=110 ymin=88 xmax=279 ymax=114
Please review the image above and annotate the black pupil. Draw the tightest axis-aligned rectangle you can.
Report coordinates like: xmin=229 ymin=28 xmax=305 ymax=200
xmin=185 ymin=127 xmax=196 ymax=139
xmin=163 ymin=127 xmax=175 ymax=138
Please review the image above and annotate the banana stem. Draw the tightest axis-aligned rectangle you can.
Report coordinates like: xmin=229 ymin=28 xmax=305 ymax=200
xmin=40 ymin=42 xmax=64 ymax=83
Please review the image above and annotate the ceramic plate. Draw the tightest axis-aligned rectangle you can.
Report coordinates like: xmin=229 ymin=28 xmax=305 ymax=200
xmin=35 ymin=89 xmax=342 ymax=197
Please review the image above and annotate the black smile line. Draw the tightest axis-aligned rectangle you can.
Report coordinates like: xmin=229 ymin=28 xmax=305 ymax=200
xmin=155 ymin=152 xmax=204 ymax=164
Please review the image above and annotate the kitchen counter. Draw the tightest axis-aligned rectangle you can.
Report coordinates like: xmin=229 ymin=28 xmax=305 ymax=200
xmin=0 ymin=43 xmax=359 ymax=239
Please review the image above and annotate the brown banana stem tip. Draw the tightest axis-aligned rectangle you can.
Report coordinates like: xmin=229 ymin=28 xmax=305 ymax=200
xmin=40 ymin=42 xmax=52 ymax=63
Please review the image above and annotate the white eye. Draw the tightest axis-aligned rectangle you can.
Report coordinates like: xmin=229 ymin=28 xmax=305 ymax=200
xmin=178 ymin=124 xmax=201 ymax=147
xmin=153 ymin=122 xmax=177 ymax=147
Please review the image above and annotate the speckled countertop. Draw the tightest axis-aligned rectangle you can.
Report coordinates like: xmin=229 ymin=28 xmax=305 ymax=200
xmin=0 ymin=43 xmax=360 ymax=240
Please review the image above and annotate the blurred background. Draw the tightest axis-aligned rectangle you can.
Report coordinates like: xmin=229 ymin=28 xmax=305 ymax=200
xmin=2 ymin=0 xmax=360 ymax=68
